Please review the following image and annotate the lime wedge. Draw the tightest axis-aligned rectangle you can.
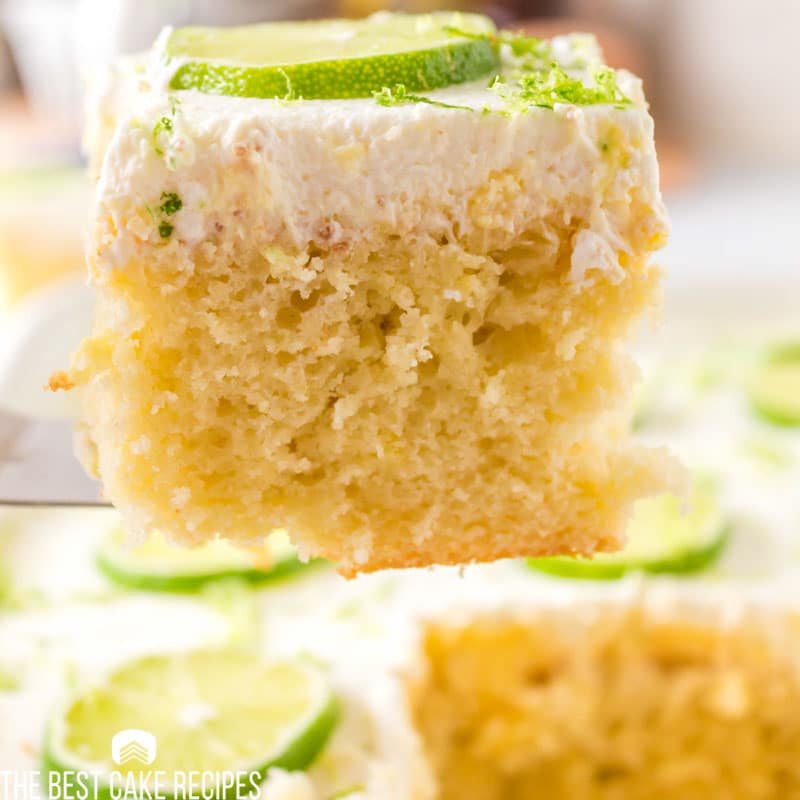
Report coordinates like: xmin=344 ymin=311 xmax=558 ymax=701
xmin=166 ymin=13 xmax=499 ymax=100
xmin=97 ymin=529 xmax=314 ymax=592
xmin=528 ymin=478 xmax=730 ymax=580
xmin=748 ymin=342 xmax=800 ymax=427
xmin=44 ymin=651 xmax=339 ymax=798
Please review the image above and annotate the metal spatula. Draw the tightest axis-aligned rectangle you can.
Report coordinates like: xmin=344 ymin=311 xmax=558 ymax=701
xmin=0 ymin=278 xmax=106 ymax=506
xmin=0 ymin=409 xmax=106 ymax=506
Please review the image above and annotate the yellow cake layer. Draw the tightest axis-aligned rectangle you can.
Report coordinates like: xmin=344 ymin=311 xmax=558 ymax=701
xmin=73 ymin=208 xmax=673 ymax=574
xmin=415 ymin=606 xmax=800 ymax=799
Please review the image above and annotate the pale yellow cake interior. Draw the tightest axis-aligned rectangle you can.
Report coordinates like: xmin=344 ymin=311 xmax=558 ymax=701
xmin=414 ymin=608 xmax=800 ymax=800
xmin=74 ymin=192 xmax=673 ymax=574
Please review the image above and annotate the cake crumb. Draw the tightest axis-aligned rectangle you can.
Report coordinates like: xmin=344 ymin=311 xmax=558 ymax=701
xmin=47 ymin=371 xmax=74 ymax=392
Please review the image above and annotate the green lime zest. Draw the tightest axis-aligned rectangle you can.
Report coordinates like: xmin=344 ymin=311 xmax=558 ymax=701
xmin=152 ymin=96 xmax=181 ymax=158
xmin=152 ymin=115 xmax=173 ymax=138
xmin=159 ymin=192 xmax=182 ymax=216
xmin=373 ymin=83 xmax=472 ymax=110
xmin=491 ymin=64 xmax=631 ymax=112
xmin=528 ymin=477 xmax=730 ymax=580
xmin=44 ymin=651 xmax=340 ymax=800
xmin=447 ymin=26 xmax=630 ymax=112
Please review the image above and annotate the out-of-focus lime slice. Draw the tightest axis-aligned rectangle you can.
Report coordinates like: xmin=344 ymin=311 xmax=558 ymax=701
xmin=97 ymin=529 xmax=314 ymax=592
xmin=528 ymin=478 xmax=730 ymax=580
xmin=166 ymin=13 xmax=498 ymax=99
xmin=44 ymin=651 xmax=339 ymax=799
xmin=748 ymin=342 xmax=800 ymax=427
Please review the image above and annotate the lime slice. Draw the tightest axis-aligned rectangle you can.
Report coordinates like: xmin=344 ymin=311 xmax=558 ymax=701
xmin=44 ymin=651 xmax=339 ymax=799
xmin=166 ymin=13 xmax=499 ymax=100
xmin=748 ymin=342 xmax=800 ymax=427
xmin=528 ymin=478 xmax=730 ymax=580
xmin=97 ymin=529 xmax=314 ymax=592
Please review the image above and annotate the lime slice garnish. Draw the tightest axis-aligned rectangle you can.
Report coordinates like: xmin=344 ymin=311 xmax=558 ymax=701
xmin=97 ymin=529 xmax=314 ymax=592
xmin=166 ymin=13 xmax=499 ymax=100
xmin=44 ymin=651 xmax=339 ymax=796
xmin=528 ymin=477 xmax=730 ymax=580
xmin=748 ymin=342 xmax=800 ymax=427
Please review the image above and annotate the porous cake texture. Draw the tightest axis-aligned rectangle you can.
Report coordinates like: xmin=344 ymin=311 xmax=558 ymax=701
xmin=413 ymin=605 xmax=800 ymax=800
xmin=68 ymin=30 xmax=678 ymax=574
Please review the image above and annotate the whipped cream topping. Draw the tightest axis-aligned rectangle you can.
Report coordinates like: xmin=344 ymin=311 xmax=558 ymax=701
xmin=87 ymin=33 xmax=666 ymax=289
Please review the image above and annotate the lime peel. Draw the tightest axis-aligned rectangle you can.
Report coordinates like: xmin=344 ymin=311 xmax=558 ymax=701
xmin=97 ymin=529 xmax=316 ymax=593
xmin=166 ymin=14 xmax=499 ymax=100
xmin=528 ymin=479 xmax=730 ymax=580
xmin=44 ymin=651 xmax=339 ymax=800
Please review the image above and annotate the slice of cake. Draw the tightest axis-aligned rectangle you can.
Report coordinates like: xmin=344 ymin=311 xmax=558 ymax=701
xmin=64 ymin=13 xmax=680 ymax=575
xmin=412 ymin=601 xmax=800 ymax=800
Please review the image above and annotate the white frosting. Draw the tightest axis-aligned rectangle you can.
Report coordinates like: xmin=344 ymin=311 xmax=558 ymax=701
xmin=88 ymin=36 xmax=667 ymax=287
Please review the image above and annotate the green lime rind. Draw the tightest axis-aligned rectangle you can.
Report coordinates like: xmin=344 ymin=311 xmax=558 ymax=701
xmin=43 ymin=652 xmax=340 ymax=800
xmin=748 ymin=342 xmax=800 ymax=427
xmin=165 ymin=14 xmax=499 ymax=100
xmin=527 ymin=480 xmax=731 ymax=581
xmin=168 ymin=39 xmax=498 ymax=100
xmin=96 ymin=551 xmax=309 ymax=592
xmin=528 ymin=526 xmax=730 ymax=581
xmin=42 ymin=700 xmax=339 ymax=800
xmin=269 ymin=691 xmax=340 ymax=773
xmin=96 ymin=530 xmax=320 ymax=593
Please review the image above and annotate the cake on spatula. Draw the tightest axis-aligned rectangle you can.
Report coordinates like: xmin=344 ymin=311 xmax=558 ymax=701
xmin=62 ymin=13 xmax=680 ymax=574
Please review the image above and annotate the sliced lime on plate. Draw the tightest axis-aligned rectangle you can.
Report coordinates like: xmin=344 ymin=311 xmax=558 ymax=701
xmin=44 ymin=651 xmax=339 ymax=800
xmin=97 ymin=529 xmax=314 ymax=592
xmin=528 ymin=478 xmax=730 ymax=580
xmin=748 ymin=342 xmax=800 ymax=427
xmin=166 ymin=13 xmax=499 ymax=100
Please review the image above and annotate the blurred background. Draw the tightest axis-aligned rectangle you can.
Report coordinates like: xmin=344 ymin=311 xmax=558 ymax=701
xmin=0 ymin=0 xmax=797 ymax=416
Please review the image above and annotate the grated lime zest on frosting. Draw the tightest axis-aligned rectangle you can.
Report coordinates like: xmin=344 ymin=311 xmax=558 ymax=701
xmin=490 ymin=64 xmax=631 ymax=112
xmin=449 ymin=27 xmax=631 ymax=112
xmin=373 ymin=84 xmax=473 ymax=111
